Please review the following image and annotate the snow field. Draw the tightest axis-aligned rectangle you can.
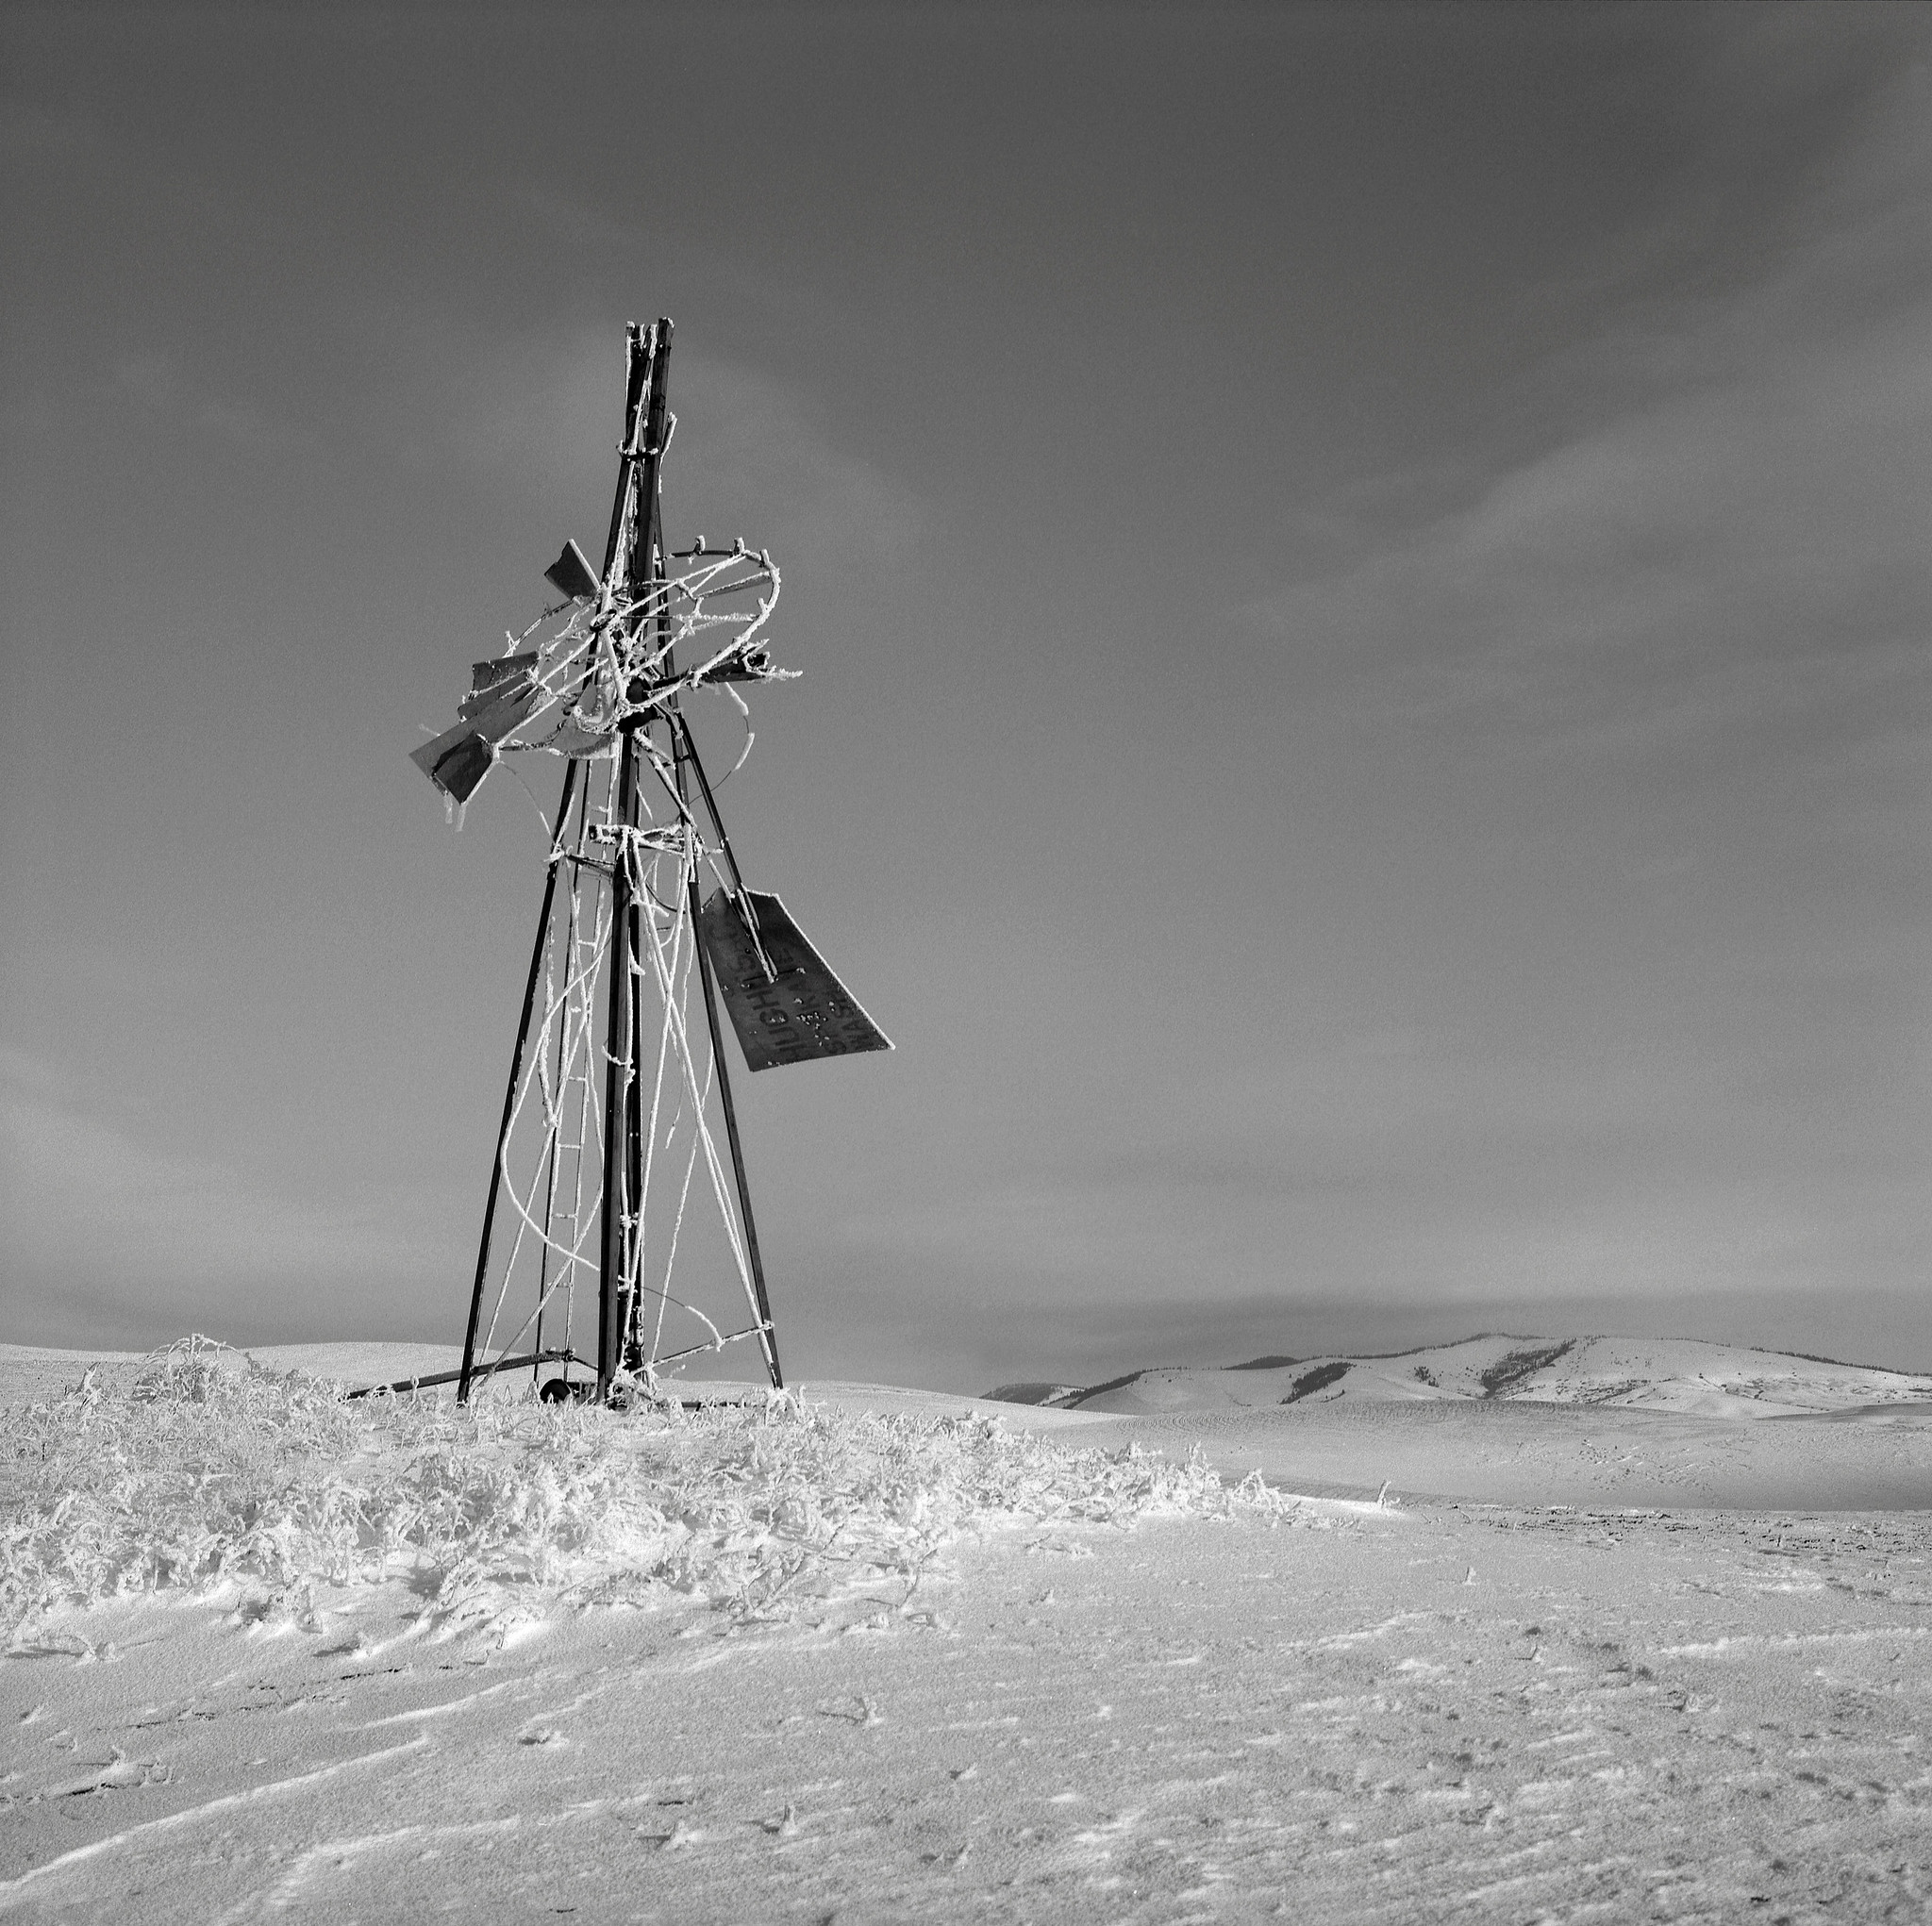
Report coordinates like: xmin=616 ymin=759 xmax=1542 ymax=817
xmin=6 ymin=1341 xmax=1931 ymax=1920
xmin=5 ymin=1503 xmax=1929 ymax=1922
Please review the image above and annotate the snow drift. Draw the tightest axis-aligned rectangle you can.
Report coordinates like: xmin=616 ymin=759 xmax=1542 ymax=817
xmin=2 ymin=1338 xmax=1287 ymax=1631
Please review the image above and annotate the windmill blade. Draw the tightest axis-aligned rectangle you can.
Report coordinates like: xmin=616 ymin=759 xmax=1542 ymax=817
xmin=697 ymin=889 xmax=893 ymax=1071
xmin=543 ymin=539 xmax=602 ymax=602
xmin=410 ymin=674 xmax=541 ymax=803
xmin=409 ymin=721 xmax=494 ymax=805
xmin=460 ymin=651 xmax=540 ymax=717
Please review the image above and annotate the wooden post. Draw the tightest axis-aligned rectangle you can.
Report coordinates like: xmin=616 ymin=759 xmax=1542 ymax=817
xmin=601 ymin=323 xmax=652 ymax=581
xmin=597 ymin=320 xmax=674 ymax=1400
xmin=597 ymin=725 xmax=638 ymax=1395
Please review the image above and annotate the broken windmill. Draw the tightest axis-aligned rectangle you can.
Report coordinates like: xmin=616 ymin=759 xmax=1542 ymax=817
xmin=410 ymin=319 xmax=890 ymax=1403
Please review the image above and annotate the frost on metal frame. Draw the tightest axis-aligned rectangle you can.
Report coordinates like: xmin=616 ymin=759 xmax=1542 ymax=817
xmin=409 ymin=322 xmax=891 ymax=1408
xmin=409 ymin=536 xmax=793 ymax=822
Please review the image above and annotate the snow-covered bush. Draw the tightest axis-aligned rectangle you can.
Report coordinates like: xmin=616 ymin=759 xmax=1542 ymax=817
xmin=2 ymin=1338 xmax=1289 ymax=1628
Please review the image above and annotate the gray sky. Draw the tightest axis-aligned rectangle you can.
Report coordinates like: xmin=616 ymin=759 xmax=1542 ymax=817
xmin=4 ymin=4 xmax=1927 ymax=1389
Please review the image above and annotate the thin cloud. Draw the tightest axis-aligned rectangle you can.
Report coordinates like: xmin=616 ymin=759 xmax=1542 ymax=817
xmin=0 ymin=1049 xmax=430 ymax=1296
xmin=1254 ymin=60 xmax=1932 ymax=764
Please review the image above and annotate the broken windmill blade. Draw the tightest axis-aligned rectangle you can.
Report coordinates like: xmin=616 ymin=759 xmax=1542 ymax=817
xmin=542 ymin=539 xmax=602 ymax=604
xmin=408 ymin=655 xmax=544 ymax=806
xmin=698 ymin=890 xmax=892 ymax=1072
xmin=397 ymin=316 xmax=891 ymax=1409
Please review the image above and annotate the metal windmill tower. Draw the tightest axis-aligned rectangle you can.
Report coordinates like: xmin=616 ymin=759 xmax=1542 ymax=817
xmin=408 ymin=320 xmax=890 ymax=1403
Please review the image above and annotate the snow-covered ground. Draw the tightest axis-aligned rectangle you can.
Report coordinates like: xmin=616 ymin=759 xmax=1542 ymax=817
xmin=4 ymin=1338 xmax=1930 ymax=1921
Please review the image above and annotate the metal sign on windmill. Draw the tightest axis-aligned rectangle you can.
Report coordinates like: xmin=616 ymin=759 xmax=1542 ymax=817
xmin=405 ymin=319 xmax=890 ymax=1407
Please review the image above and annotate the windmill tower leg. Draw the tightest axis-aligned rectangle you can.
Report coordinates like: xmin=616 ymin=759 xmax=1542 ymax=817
xmin=687 ymin=863 xmax=784 ymax=1389
xmin=458 ymin=760 xmax=580 ymax=1405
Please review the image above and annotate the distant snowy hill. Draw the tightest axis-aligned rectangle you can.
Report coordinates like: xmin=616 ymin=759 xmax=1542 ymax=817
xmin=983 ymin=1382 xmax=1089 ymax=1408
xmin=988 ymin=1335 xmax=1932 ymax=1420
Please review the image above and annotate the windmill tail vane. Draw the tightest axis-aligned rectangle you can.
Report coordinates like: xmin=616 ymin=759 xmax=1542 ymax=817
xmin=405 ymin=319 xmax=890 ymax=1409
